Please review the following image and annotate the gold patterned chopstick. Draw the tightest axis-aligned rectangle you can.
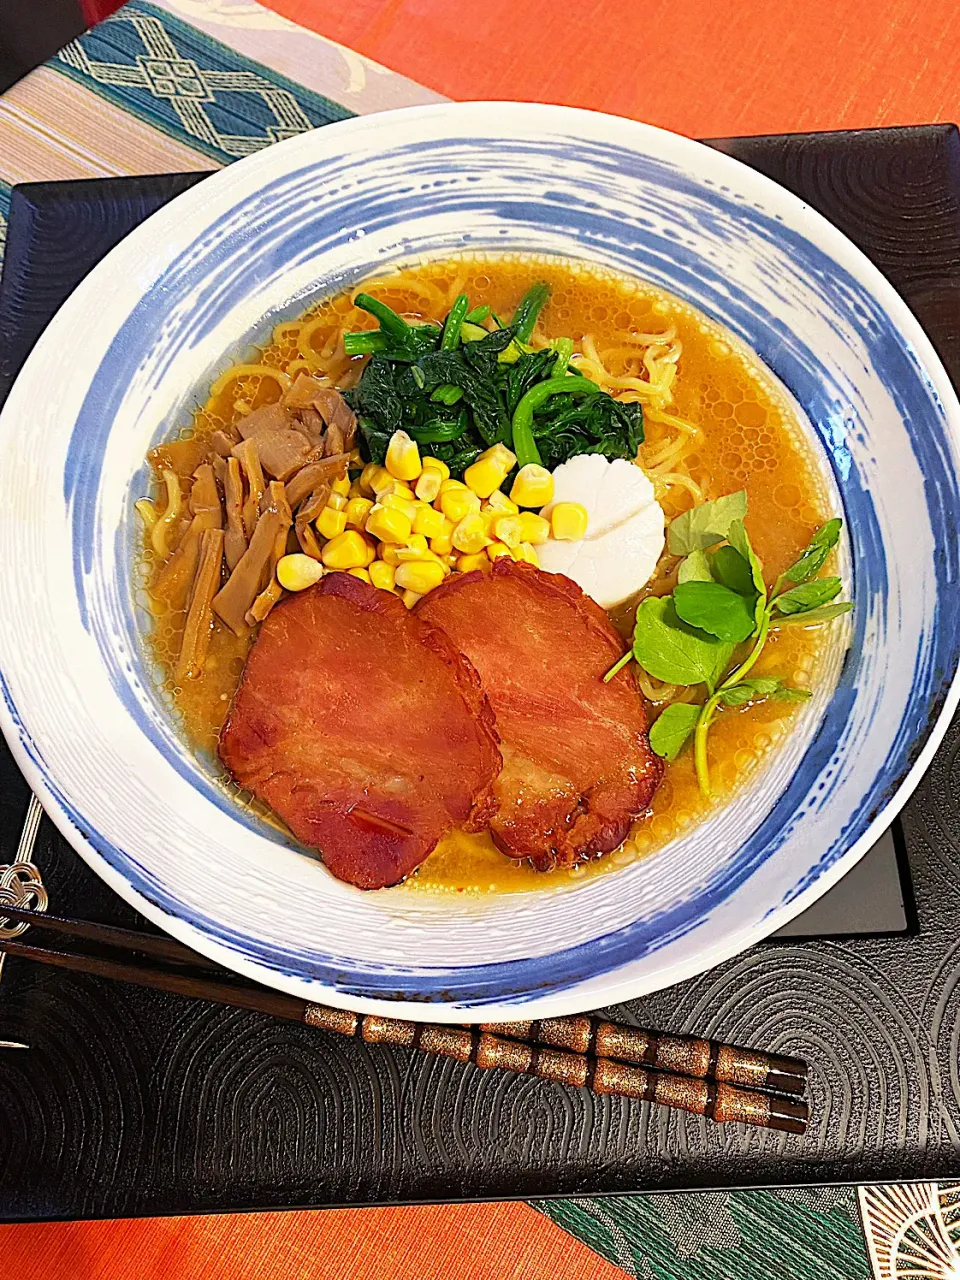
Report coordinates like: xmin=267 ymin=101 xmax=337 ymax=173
xmin=481 ymin=1017 xmax=807 ymax=1098
xmin=306 ymin=1007 xmax=808 ymax=1134
xmin=2 ymin=910 xmax=808 ymax=1132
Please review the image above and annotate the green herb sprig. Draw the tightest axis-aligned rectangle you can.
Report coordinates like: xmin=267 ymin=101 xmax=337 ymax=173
xmin=605 ymin=493 xmax=852 ymax=797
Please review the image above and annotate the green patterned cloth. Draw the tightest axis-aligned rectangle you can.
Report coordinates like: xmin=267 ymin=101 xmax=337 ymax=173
xmin=537 ymin=1189 xmax=872 ymax=1278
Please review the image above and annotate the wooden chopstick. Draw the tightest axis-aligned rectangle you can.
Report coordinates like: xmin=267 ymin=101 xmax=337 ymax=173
xmin=481 ymin=1018 xmax=807 ymax=1098
xmin=0 ymin=928 xmax=808 ymax=1134
xmin=0 ymin=904 xmax=225 ymax=971
xmin=2 ymin=905 xmax=808 ymax=1099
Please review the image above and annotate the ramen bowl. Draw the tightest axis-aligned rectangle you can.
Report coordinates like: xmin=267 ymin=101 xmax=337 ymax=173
xmin=0 ymin=102 xmax=957 ymax=1021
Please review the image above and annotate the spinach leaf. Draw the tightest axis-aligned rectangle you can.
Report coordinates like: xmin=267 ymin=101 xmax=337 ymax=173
xmin=356 ymin=419 xmax=390 ymax=464
xmin=677 ymin=549 xmax=714 ymax=583
xmin=649 ymin=702 xmax=701 ymax=760
xmin=348 ymin=357 xmax=403 ymax=432
xmin=531 ymin=389 xmax=643 ymax=470
xmin=441 ymin=294 xmax=470 ymax=351
xmin=772 ymin=601 xmax=853 ymax=627
xmin=774 ymin=576 xmax=842 ymax=615
xmin=667 ymin=491 xmax=747 ymax=555
xmin=512 ymin=282 xmax=551 ymax=342
xmin=347 ymin=294 xmax=440 ymax=362
xmin=504 ymin=349 xmax=555 ymax=414
xmin=673 ymin=580 xmax=757 ymax=644
xmin=778 ymin=518 xmax=842 ymax=588
xmin=631 ymin=596 xmax=735 ymax=692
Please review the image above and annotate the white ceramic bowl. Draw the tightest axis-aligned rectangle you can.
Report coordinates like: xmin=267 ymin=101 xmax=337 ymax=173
xmin=1 ymin=102 xmax=958 ymax=1021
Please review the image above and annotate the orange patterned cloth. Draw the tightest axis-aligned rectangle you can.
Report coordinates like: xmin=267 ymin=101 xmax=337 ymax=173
xmin=268 ymin=0 xmax=960 ymax=139
xmin=0 ymin=1203 xmax=626 ymax=1278
xmin=1 ymin=0 xmax=958 ymax=1274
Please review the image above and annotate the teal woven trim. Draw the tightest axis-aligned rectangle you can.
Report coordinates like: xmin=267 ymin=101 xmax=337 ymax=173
xmin=51 ymin=0 xmax=354 ymax=166
xmin=533 ymin=1188 xmax=872 ymax=1280
xmin=0 ymin=182 xmax=11 ymax=269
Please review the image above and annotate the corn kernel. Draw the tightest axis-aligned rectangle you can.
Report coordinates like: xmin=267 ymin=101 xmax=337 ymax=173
xmin=277 ymin=553 xmax=325 ymax=592
xmin=485 ymin=489 xmax=519 ymax=515
xmin=510 ymin=463 xmax=554 ymax=508
xmin=514 ymin=541 xmax=540 ymax=566
xmin=359 ymin=462 xmax=383 ymax=494
xmin=365 ymin=503 xmax=413 ymax=544
xmin=457 ymin=552 xmax=492 ymax=574
xmin=439 ymin=477 xmax=467 ymax=495
xmin=360 ymin=534 xmax=377 ymax=567
xmin=379 ymin=542 xmax=402 ymax=566
xmin=412 ymin=503 xmax=447 ymax=538
xmin=380 ymin=490 xmax=417 ymax=519
xmin=345 ymin=497 xmax=374 ymax=529
xmin=327 ymin=491 xmax=348 ymax=512
xmin=348 ymin=567 xmax=371 ymax=582
xmin=452 ymin=512 xmax=491 ymax=555
xmin=440 ymin=487 xmax=482 ymax=523
xmin=486 ymin=541 xmax=513 ymax=561
xmin=464 ymin=443 xmax=517 ymax=499
xmin=517 ymin=512 xmax=550 ymax=545
xmin=321 ymin=530 xmax=372 ymax=570
xmin=422 ymin=456 xmax=450 ymax=479
xmin=487 ymin=442 xmax=518 ymax=469
xmin=402 ymin=589 xmax=423 ymax=609
xmin=369 ymin=561 xmax=396 ymax=592
xmin=430 ymin=529 xmax=454 ymax=556
xmin=348 ymin=480 xmax=365 ymax=500
xmin=331 ymin=475 xmax=352 ymax=498
xmin=549 ymin=501 xmax=589 ymax=541
xmin=401 ymin=551 xmax=448 ymax=574
xmin=385 ymin=430 xmax=422 ymax=481
xmin=492 ymin=515 xmax=524 ymax=548
xmin=316 ymin=506 xmax=347 ymax=539
xmin=396 ymin=537 xmax=434 ymax=562
xmin=369 ymin=466 xmax=395 ymax=496
xmin=415 ymin=469 xmax=443 ymax=503
xmin=396 ymin=560 xmax=445 ymax=594
xmin=379 ymin=479 xmax=414 ymax=499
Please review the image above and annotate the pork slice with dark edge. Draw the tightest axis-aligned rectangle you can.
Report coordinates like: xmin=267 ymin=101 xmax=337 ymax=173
xmin=219 ymin=572 xmax=501 ymax=889
xmin=415 ymin=558 xmax=662 ymax=870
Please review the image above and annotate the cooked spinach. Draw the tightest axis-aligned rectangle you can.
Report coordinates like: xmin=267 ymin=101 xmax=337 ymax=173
xmin=343 ymin=283 xmax=644 ymax=476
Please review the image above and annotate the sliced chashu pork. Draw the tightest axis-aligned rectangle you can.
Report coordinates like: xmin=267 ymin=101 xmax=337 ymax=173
xmin=219 ymin=572 xmax=501 ymax=889
xmin=416 ymin=559 xmax=662 ymax=870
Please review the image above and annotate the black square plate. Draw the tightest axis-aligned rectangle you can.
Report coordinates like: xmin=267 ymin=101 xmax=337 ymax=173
xmin=1 ymin=126 xmax=959 ymax=1221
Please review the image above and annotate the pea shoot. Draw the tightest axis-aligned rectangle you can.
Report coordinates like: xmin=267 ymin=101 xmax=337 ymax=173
xmin=605 ymin=493 xmax=852 ymax=797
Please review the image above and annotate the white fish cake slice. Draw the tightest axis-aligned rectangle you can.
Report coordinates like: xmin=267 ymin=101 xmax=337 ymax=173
xmin=539 ymin=455 xmax=665 ymax=608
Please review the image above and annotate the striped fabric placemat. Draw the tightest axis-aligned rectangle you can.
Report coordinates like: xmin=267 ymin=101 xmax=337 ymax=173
xmin=0 ymin=0 xmax=443 ymax=265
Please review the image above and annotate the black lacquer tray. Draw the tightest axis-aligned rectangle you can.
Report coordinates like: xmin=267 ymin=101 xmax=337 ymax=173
xmin=1 ymin=125 xmax=959 ymax=1222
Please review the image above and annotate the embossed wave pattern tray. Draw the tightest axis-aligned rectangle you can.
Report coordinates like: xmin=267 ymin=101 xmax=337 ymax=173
xmin=0 ymin=124 xmax=959 ymax=1221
